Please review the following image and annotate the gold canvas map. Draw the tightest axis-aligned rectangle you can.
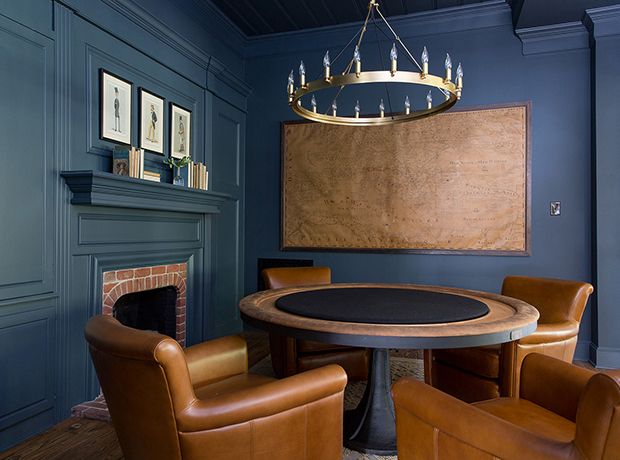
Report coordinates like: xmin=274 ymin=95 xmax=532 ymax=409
xmin=282 ymin=105 xmax=529 ymax=253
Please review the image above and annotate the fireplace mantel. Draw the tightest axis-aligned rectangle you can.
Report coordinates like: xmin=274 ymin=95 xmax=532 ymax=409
xmin=61 ymin=170 xmax=230 ymax=214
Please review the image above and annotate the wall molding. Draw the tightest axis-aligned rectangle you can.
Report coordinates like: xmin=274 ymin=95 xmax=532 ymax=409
xmin=61 ymin=171 xmax=231 ymax=214
xmin=244 ymin=0 xmax=512 ymax=58
xmin=584 ymin=5 xmax=620 ymax=39
xmin=516 ymin=22 xmax=589 ymax=55
xmin=589 ymin=343 xmax=620 ymax=369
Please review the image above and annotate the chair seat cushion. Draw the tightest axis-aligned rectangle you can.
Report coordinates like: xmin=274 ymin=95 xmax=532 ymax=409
xmin=434 ymin=345 xmax=500 ymax=379
xmin=194 ymin=373 xmax=276 ymax=400
xmin=474 ymin=398 xmax=576 ymax=443
xmin=298 ymin=339 xmax=354 ymax=354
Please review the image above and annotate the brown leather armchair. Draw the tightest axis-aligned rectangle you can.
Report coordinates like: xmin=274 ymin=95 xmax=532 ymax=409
xmin=262 ymin=266 xmax=370 ymax=381
xmin=85 ymin=315 xmax=347 ymax=460
xmin=393 ymin=353 xmax=620 ymax=460
xmin=425 ymin=276 xmax=594 ymax=402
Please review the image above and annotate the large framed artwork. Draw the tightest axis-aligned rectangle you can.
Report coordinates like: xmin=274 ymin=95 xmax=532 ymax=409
xmin=139 ymin=88 xmax=164 ymax=154
xmin=100 ymin=69 xmax=132 ymax=145
xmin=170 ymin=103 xmax=191 ymax=159
xmin=281 ymin=103 xmax=531 ymax=255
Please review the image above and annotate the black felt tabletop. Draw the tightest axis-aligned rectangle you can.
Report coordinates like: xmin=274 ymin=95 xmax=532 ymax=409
xmin=275 ymin=287 xmax=489 ymax=324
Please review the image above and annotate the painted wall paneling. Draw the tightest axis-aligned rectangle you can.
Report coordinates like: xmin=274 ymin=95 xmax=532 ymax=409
xmin=586 ymin=6 xmax=620 ymax=368
xmin=0 ymin=10 xmax=58 ymax=450
xmin=0 ymin=13 xmax=55 ymax=301
xmin=208 ymin=96 xmax=246 ymax=338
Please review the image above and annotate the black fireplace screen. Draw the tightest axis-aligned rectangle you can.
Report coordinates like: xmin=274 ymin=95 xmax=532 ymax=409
xmin=113 ymin=286 xmax=177 ymax=338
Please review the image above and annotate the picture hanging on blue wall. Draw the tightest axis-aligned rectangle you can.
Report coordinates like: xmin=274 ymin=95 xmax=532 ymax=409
xmin=100 ymin=69 xmax=132 ymax=145
xmin=170 ymin=103 xmax=191 ymax=159
xmin=139 ymin=88 xmax=164 ymax=154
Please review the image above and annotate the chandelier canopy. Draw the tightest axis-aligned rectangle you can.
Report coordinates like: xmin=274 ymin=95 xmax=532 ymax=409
xmin=287 ymin=0 xmax=464 ymax=126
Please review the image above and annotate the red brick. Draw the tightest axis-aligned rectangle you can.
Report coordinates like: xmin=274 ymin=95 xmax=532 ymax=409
xmin=167 ymin=264 xmax=180 ymax=273
xmin=179 ymin=263 xmax=187 ymax=274
xmin=152 ymin=266 xmax=166 ymax=275
xmin=135 ymin=267 xmax=151 ymax=277
xmin=136 ymin=278 xmax=144 ymax=292
xmin=103 ymin=282 xmax=116 ymax=294
xmin=103 ymin=272 xmax=116 ymax=283
xmin=145 ymin=277 xmax=152 ymax=290
xmin=177 ymin=299 xmax=186 ymax=309
xmin=117 ymin=269 xmax=134 ymax=280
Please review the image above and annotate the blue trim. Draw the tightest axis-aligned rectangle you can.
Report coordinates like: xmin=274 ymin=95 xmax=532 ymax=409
xmin=585 ymin=5 xmax=620 ymax=39
xmin=590 ymin=343 xmax=620 ymax=369
xmin=516 ymin=22 xmax=589 ymax=55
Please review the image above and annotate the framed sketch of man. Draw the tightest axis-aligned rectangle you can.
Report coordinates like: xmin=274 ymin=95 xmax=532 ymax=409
xmin=170 ymin=103 xmax=191 ymax=159
xmin=100 ymin=69 xmax=132 ymax=145
xmin=139 ymin=88 xmax=164 ymax=154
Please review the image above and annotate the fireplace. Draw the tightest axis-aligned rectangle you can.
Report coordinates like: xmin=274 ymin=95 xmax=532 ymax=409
xmin=101 ymin=263 xmax=187 ymax=346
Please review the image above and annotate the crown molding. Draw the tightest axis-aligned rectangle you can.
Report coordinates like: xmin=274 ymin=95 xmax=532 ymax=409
xmin=244 ymin=0 xmax=513 ymax=59
xmin=584 ymin=5 xmax=620 ymax=39
xmin=516 ymin=22 xmax=589 ymax=56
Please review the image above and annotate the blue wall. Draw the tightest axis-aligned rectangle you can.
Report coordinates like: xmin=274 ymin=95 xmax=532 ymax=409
xmin=244 ymin=4 xmax=593 ymax=354
xmin=0 ymin=0 xmax=247 ymax=449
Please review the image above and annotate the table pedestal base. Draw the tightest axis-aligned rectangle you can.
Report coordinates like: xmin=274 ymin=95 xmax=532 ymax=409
xmin=344 ymin=348 xmax=397 ymax=455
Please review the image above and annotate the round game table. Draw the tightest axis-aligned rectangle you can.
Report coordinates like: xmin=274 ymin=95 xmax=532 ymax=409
xmin=239 ymin=283 xmax=539 ymax=455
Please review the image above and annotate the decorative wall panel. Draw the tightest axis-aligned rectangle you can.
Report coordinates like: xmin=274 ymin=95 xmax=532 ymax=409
xmin=282 ymin=104 xmax=530 ymax=255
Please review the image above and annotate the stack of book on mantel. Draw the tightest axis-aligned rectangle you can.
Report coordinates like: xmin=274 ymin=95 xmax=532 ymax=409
xmin=186 ymin=160 xmax=209 ymax=190
xmin=113 ymin=146 xmax=144 ymax=179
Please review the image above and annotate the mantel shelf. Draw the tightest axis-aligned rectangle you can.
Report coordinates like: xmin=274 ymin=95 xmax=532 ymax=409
xmin=61 ymin=170 xmax=231 ymax=214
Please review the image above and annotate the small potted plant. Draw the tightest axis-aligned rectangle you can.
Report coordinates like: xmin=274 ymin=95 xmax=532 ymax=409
xmin=164 ymin=156 xmax=191 ymax=186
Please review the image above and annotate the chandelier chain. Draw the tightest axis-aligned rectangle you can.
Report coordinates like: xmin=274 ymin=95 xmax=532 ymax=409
xmin=372 ymin=12 xmax=395 ymax=118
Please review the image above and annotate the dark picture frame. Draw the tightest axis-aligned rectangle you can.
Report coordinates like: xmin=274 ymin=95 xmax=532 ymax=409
xmin=139 ymin=88 xmax=165 ymax=155
xmin=100 ymin=69 xmax=132 ymax=145
xmin=169 ymin=102 xmax=191 ymax=159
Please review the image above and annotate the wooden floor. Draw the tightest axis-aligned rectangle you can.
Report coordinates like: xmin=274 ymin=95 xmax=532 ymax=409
xmin=0 ymin=329 xmax=597 ymax=459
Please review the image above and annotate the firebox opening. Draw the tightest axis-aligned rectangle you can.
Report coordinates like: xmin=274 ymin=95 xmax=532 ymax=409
xmin=113 ymin=286 xmax=177 ymax=338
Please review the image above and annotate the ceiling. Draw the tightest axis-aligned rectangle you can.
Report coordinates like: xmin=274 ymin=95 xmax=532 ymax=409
xmin=208 ymin=0 xmax=496 ymax=37
xmin=206 ymin=0 xmax=620 ymax=37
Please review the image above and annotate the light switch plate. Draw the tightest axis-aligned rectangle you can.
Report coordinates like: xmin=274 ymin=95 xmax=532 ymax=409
xmin=550 ymin=201 xmax=561 ymax=216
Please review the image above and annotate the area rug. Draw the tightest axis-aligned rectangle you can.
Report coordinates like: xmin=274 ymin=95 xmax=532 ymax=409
xmin=250 ymin=355 xmax=424 ymax=460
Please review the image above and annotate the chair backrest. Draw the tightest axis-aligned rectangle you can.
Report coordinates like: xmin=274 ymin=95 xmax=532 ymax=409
xmin=85 ymin=315 xmax=195 ymax=460
xmin=262 ymin=266 xmax=331 ymax=289
xmin=575 ymin=370 xmax=620 ymax=459
xmin=501 ymin=276 xmax=593 ymax=324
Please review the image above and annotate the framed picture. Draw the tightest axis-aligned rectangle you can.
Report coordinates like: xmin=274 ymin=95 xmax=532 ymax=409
xmin=139 ymin=88 xmax=164 ymax=154
xmin=170 ymin=103 xmax=191 ymax=159
xmin=100 ymin=69 xmax=132 ymax=145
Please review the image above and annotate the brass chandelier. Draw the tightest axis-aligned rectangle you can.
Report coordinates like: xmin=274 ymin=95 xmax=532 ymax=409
xmin=286 ymin=0 xmax=464 ymax=126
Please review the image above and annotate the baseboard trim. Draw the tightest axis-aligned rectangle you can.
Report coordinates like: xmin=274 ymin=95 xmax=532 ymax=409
xmin=589 ymin=343 xmax=620 ymax=369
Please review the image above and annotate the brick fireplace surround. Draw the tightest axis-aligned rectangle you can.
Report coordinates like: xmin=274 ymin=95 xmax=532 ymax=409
xmin=72 ymin=262 xmax=188 ymax=420
xmin=101 ymin=263 xmax=188 ymax=346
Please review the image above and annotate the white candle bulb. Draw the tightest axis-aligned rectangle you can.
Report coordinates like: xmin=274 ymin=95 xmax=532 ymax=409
xmin=421 ymin=46 xmax=429 ymax=76
xmin=426 ymin=90 xmax=433 ymax=109
xmin=390 ymin=43 xmax=398 ymax=75
xmin=311 ymin=95 xmax=317 ymax=112
xmin=405 ymin=95 xmax=410 ymax=115
xmin=379 ymin=98 xmax=385 ymax=117
xmin=287 ymin=70 xmax=294 ymax=98
xmin=390 ymin=43 xmax=398 ymax=61
xmin=331 ymin=99 xmax=337 ymax=116
xmin=353 ymin=46 xmax=362 ymax=76
xmin=323 ymin=50 xmax=331 ymax=80
xmin=444 ymin=53 xmax=452 ymax=81
xmin=456 ymin=62 xmax=463 ymax=90
xmin=355 ymin=100 xmax=360 ymax=118
xmin=299 ymin=60 xmax=306 ymax=86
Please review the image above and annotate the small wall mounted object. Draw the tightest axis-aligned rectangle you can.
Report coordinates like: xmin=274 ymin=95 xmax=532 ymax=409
xmin=100 ymin=69 xmax=132 ymax=145
xmin=164 ymin=155 xmax=191 ymax=186
xmin=170 ymin=103 xmax=191 ymax=159
xmin=139 ymin=88 xmax=164 ymax=154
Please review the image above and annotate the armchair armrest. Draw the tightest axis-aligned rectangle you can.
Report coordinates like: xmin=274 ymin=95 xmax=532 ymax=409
xmin=520 ymin=353 xmax=594 ymax=421
xmin=176 ymin=364 xmax=347 ymax=432
xmin=392 ymin=378 xmax=576 ymax=460
xmin=184 ymin=335 xmax=248 ymax=387
xmin=518 ymin=320 xmax=580 ymax=345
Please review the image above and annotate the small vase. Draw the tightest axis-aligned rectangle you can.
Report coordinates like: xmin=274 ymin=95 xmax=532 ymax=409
xmin=173 ymin=166 xmax=184 ymax=186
